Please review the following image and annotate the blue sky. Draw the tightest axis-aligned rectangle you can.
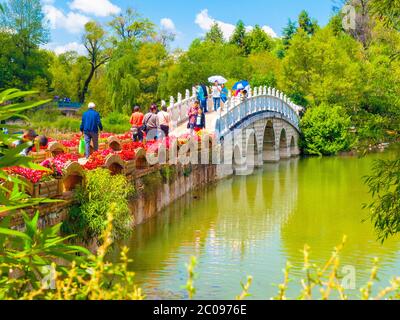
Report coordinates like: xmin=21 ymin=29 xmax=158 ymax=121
xmin=43 ymin=0 xmax=337 ymax=54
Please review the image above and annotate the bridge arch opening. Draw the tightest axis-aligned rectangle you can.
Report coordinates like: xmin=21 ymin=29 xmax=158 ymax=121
xmin=279 ymin=129 xmax=290 ymax=159
xmin=290 ymin=136 xmax=297 ymax=157
xmin=246 ymin=131 xmax=258 ymax=171
xmin=232 ymin=144 xmax=243 ymax=174
xmin=263 ymin=121 xmax=277 ymax=162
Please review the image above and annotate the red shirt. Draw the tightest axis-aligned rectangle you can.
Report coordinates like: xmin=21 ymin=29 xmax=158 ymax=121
xmin=130 ymin=112 xmax=144 ymax=127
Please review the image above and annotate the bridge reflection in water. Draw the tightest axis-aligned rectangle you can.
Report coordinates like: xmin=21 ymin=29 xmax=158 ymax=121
xmin=113 ymin=148 xmax=400 ymax=300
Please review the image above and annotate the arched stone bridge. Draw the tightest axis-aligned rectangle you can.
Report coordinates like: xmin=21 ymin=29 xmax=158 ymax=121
xmin=167 ymin=85 xmax=303 ymax=172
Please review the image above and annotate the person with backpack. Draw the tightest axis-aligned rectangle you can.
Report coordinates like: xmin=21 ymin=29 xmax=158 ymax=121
xmin=158 ymin=103 xmax=171 ymax=137
xmin=194 ymin=108 xmax=206 ymax=132
xmin=197 ymin=84 xmax=208 ymax=113
xmin=130 ymin=106 xmax=144 ymax=142
xmin=142 ymin=104 xmax=160 ymax=141
xmin=187 ymin=100 xmax=200 ymax=135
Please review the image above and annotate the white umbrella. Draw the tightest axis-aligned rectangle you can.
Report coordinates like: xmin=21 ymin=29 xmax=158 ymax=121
xmin=208 ymin=75 xmax=227 ymax=84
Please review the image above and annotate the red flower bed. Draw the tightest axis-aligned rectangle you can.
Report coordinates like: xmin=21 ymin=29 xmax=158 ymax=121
xmin=83 ymin=151 xmax=107 ymax=170
xmin=41 ymin=153 xmax=79 ymax=176
xmin=5 ymin=167 xmax=50 ymax=184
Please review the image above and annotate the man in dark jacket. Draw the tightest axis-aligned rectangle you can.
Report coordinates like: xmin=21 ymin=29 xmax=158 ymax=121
xmin=80 ymin=102 xmax=103 ymax=158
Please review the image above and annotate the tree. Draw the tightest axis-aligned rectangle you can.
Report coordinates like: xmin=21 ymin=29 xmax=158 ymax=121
xmin=282 ymin=19 xmax=297 ymax=49
xmin=280 ymin=27 xmax=364 ymax=110
xmin=80 ymin=21 xmax=111 ymax=103
xmin=230 ymin=20 xmax=247 ymax=50
xmin=0 ymin=0 xmax=50 ymax=88
xmin=205 ymin=23 xmax=225 ymax=44
xmin=106 ymin=41 xmax=140 ymax=113
xmin=158 ymin=27 xmax=176 ymax=48
xmin=298 ymin=10 xmax=318 ymax=36
xmin=108 ymin=7 xmax=155 ymax=42
xmin=370 ymin=0 xmax=400 ymax=31
xmin=300 ymin=104 xmax=354 ymax=155
xmin=243 ymin=25 xmax=274 ymax=55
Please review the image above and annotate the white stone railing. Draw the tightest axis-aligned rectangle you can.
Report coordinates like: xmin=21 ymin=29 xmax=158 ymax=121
xmin=164 ymin=85 xmax=304 ymax=132
xmin=215 ymin=86 xmax=303 ymax=139
xmin=165 ymin=87 xmax=198 ymax=130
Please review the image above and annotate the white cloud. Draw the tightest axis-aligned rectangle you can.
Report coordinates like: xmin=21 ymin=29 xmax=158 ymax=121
xmin=45 ymin=42 xmax=86 ymax=55
xmin=195 ymin=9 xmax=278 ymax=40
xmin=44 ymin=5 xmax=90 ymax=34
xmin=69 ymin=0 xmax=121 ymax=17
xmin=262 ymin=26 xmax=278 ymax=38
xmin=160 ymin=18 xmax=176 ymax=32
xmin=195 ymin=9 xmax=234 ymax=41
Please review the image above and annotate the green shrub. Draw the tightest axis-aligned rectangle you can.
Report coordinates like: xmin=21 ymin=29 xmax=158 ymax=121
xmin=160 ymin=166 xmax=177 ymax=183
xmin=300 ymin=104 xmax=354 ymax=156
xmin=103 ymin=112 xmax=131 ymax=134
xmin=62 ymin=169 xmax=134 ymax=244
xmin=141 ymin=171 xmax=163 ymax=196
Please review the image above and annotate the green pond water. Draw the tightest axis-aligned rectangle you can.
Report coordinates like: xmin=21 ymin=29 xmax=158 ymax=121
xmin=116 ymin=146 xmax=400 ymax=300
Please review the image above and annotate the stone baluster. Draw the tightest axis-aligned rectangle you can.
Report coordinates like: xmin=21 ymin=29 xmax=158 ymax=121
xmin=258 ymin=86 xmax=262 ymax=96
xmin=185 ymin=89 xmax=190 ymax=100
xmin=263 ymin=86 xmax=267 ymax=95
xmin=248 ymin=87 xmax=252 ymax=98
xmin=272 ymin=88 xmax=276 ymax=96
xmin=192 ymin=86 xmax=196 ymax=98
xmin=276 ymin=90 xmax=280 ymax=98
xmin=254 ymin=87 xmax=258 ymax=97
xmin=268 ymin=87 xmax=271 ymax=95
xmin=170 ymin=96 xmax=175 ymax=126
xmin=177 ymin=92 xmax=182 ymax=122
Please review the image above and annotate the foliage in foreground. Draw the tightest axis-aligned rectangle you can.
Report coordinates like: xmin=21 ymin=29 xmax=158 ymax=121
xmin=0 ymin=211 xmax=144 ymax=300
xmin=62 ymin=169 xmax=134 ymax=245
xmin=0 ymin=89 xmax=54 ymax=212
xmin=274 ymin=236 xmax=400 ymax=300
xmin=364 ymin=159 xmax=400 ymax=243
xmin=300 ymin=104 xmax=354 ymax=155
xmin=183 ymin=237 xmax=400 ymax=300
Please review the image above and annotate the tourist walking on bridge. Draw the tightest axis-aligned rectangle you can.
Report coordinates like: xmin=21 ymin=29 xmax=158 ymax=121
xmin=212 ymin=81 xmax=222 ymax=112
xmin=197 ymin=83 xmax=208 ymax=113
xmin=188 ymin=100 xmax=200 ymax=135
xmin=220 ymin=83 xmax=228 ymax=111
xmin=194 ymin=108 xmax=206 ymax=132
xmin=158 ymin=103 xmax=171 ymax=138
xmin=143 ymin=104 xmax=160 ymax=141
xmin=130 ymin=106 xmax=144 ymax=142
xmin=80 ymin=102 xmax=103 ymax=158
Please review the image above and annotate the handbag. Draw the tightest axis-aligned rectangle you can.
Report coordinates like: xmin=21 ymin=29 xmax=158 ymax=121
xmin=131 ymin=126 xmax=139 ymax=135
xmin=78 ymin=137 xmax=85 ymax=155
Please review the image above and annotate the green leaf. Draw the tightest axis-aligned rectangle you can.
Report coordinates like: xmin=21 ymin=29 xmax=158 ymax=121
xmin=0 ymin=227 xmax=32 ymax=242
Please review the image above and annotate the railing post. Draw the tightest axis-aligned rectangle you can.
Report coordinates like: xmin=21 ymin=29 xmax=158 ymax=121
xmin=268 ymin=87 xmax=271 ymax=96
xmin=263 ymin=86 xmax=267 ymax=95
xmin=170 ymin=96 xmax=175 ymax=128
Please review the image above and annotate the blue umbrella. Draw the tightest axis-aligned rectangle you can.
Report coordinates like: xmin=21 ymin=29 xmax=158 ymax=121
xmin=232 ymin=80 xmax=250 ymax=91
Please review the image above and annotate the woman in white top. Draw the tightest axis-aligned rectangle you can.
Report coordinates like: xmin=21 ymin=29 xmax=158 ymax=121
xmin=212 ymin=81 xmax=221 ymax=112
xmin=158 ymin=104 xmax=171 ymax=137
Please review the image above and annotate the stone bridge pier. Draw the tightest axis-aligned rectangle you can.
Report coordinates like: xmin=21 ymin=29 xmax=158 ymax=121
xmin=217 ymin=118 xmax=300 ymax=177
